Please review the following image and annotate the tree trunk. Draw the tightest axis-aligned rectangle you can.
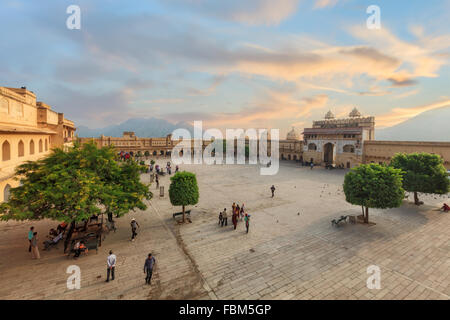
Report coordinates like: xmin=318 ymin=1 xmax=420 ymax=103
xmin=64 ymin=221 xmax=76 ymax=253
xmin=364 ymin=206 xmax=369 ymax=224
xmin=182 ymin=205 xmax=185 ymax=223
xmin=99 ymin=214 xmax=103 ymax=247
xmin=414 ymin=192 xmax=420 ymax=205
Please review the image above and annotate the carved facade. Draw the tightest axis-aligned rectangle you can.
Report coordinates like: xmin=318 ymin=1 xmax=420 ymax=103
xmin=0 ymin=87 xmax=75 ymax=202
xmin=302 ymin=109 xmax=375 ymax=168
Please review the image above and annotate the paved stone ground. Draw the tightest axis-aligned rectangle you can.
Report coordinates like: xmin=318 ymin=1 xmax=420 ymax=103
xmin=0 ymin=160 xmax=449 ymax=299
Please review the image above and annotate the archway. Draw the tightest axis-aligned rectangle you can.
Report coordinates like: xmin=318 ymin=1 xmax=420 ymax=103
xmin=3 ymin=184 xmax=11 ymax=201
xmin=2 ymin=141 xmax=11 ymax=161
xmin=323 ymin=143 xmax=335 ymax=165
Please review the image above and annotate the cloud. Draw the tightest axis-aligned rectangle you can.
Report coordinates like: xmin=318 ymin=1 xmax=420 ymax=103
xmin=187 ymin=75 xmax=226 ymax=96
xmin=314 ymin=0 xmax=339 ymax=9
xmin=377 ymin=98 xmax=450 ymax=127
xmin=387 ymin=78 xmax=418 ymax=87
xmin=165 ymin=0 xmax=301 ymax=25
xmin=350 ymin=26 xmax=450 ymax=81
xmin=162 ymin=91 xmax=328 ymax=129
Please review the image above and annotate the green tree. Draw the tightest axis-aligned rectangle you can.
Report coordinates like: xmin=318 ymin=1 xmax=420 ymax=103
xmin=343 ymin=163 xmax=404 ymax=223
xmin=137 ymin=151 xmax=143 ymax=158
xmin=169 ymin=171 xmax=199 ymax=223
xmin=144 ymin=151 xmax=150 ymax=158
xmin=150 ymin=159 xmax=155 ymax=165
xmin=391 ymin=153 xmax=450 ymax=205
xmin=0 ymin=141 xmax=152 ymax=237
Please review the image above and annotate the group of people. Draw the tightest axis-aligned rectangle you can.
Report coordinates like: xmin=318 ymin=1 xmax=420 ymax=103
xmin=105 ymin=250 xmax=156 ymax=285
xmin=218 ymin=202 xmax=251 ymax=233
xmin=28 ymin=221 xmax=69 ymax=259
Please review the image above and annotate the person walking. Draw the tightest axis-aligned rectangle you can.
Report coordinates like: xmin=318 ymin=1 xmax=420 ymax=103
xmin=221 ymin=208 xmax=228 ymax=227
xmin=218 ymin=211 xmax=223 ymax=226
xmin=144 ymin=253 xmax=156 ymax=285
xmin=244 ymin=214 xmax=250 ymax=233
xmin=130 ymin=218 xmax=140 ymax=241
xmin=270 ymin=185 xmax=276 ymax=198
xmin=155 ymin=174 xmax=159 ymax=188
xmin=30 ymin=232 xmax=40 ymax=259
xmin=232 ymin=202 xmax=236 ymax=213
xmin=106 ymin=250 xmax=116 ymax=282
xmin=240 ymin=204 xmax=245 ymax=221
xmin=232 ymin=211 xmax=238 ymax=230
xmin=28 ymin=226 xmax=34 ymax=252
xmin=310 ymin=162 xmax=314 ymax=170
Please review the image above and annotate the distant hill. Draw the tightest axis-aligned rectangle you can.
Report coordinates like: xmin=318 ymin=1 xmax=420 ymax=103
xmin=76 ymin=118 xmax=194 ymax=138
xmin=376 ymin=106 xmax=450 ymax=142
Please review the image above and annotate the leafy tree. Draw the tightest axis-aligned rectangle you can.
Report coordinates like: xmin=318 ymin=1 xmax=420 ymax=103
xmin=150 ymin=159 xmax=155 ymax=165
xmin=0 ymin=141 xmax=152 ymax=246
xmin=169 ymin=171 xmax=199 ymax=223
xmin=391 ymin=153 xmax=450 ymax=205
xmin=144 ymin=151 xmax=150 ymax=158
xmin=137 ymin=151 xmax=143 ymax=158
xmin=343 ymin=163 xmax=404 ymax=223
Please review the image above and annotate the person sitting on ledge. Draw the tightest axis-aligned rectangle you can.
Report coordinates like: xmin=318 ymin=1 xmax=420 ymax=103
xmin=441 ymin=203 xmax=450 ymax=212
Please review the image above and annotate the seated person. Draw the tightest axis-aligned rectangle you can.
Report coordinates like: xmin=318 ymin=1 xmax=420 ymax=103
xmin=57 ymin=222 xmax=68 ymax=234
xmin=442 ymin=203 xmax=450 ymax=212
xmin=74 ymin=241 xmax=88 ymax=257
xmin=43 ymin=232 xmax=64 ymax=250
xmin=49 ymin=228 xmax=58 ymax=237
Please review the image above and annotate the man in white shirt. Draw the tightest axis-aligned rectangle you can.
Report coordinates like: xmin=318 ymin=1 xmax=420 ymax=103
xmin=106 ymin=250 xmax=116 ymax=282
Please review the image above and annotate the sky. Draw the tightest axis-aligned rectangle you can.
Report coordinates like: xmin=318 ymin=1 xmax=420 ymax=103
xmin=1 ymin=0 xmax=450 ymax=138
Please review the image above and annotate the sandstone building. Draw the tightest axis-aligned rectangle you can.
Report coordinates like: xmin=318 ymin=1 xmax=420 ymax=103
xmin=302 ymin=108 xmax=375 ymax=168
xmin=0 ymin=87 xmax=75 ymax=202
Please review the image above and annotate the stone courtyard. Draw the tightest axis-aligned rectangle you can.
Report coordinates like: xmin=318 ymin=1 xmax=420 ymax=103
xmin=0 ymin=161 xmax=449 ymax=300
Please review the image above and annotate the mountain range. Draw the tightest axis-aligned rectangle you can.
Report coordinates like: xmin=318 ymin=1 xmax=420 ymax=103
xmin=76 ymin=107 xmax=450 ymax=142
xmin=376 ymin=106 xmax=450 ymax=141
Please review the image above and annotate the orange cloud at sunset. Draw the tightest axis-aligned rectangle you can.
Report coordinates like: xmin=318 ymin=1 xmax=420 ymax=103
xmin=376 ymin=99 xmax=450 ymax=128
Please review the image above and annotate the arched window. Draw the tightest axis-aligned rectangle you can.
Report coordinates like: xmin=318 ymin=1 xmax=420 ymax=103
xmin=39 ymin=139 xmax=43 ymax=153
xmin=18 ymin=140 xmax=25 ymax=157
xmin=30 ymin=140 xmax=35 ymax=155
xmin=45 ymin=139 xmax=48 ymax=151
xmin=343 ymin=144 xmax=355 ymax=153
xmin=308 ymin=143 xmax=317 ymax=151
xmin=3 ymin=184 xmax=11 ymax=201
xmin=2 ymin=141 xmax=11 ymax=161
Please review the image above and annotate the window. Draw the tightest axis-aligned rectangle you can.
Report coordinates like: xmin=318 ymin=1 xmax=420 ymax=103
xmin=39 ymin=139 xmax=43 ymax=153
xmin=18 ymin=140 xmax=24 ymax=157
xmin=343 ymin=144 xmax=355 ymax=153
xmin=30 ymin=140 xmax=35 ymax=155
xmin=45 ymin=139 xmax=48 ymax=151
xmin=308 ymin=143 xmax=317 ymax=151
xmin=2 ymin=141 xmax=11 ymax=161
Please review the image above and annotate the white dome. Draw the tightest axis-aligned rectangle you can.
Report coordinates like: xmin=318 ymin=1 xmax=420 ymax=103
xmin=349 ymin=107 xmax=361 ymax=118
xmin=286 ymin=127 xmax=300 ymax=140
xmin=325 ymin=110 xmax=335 ymax=119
